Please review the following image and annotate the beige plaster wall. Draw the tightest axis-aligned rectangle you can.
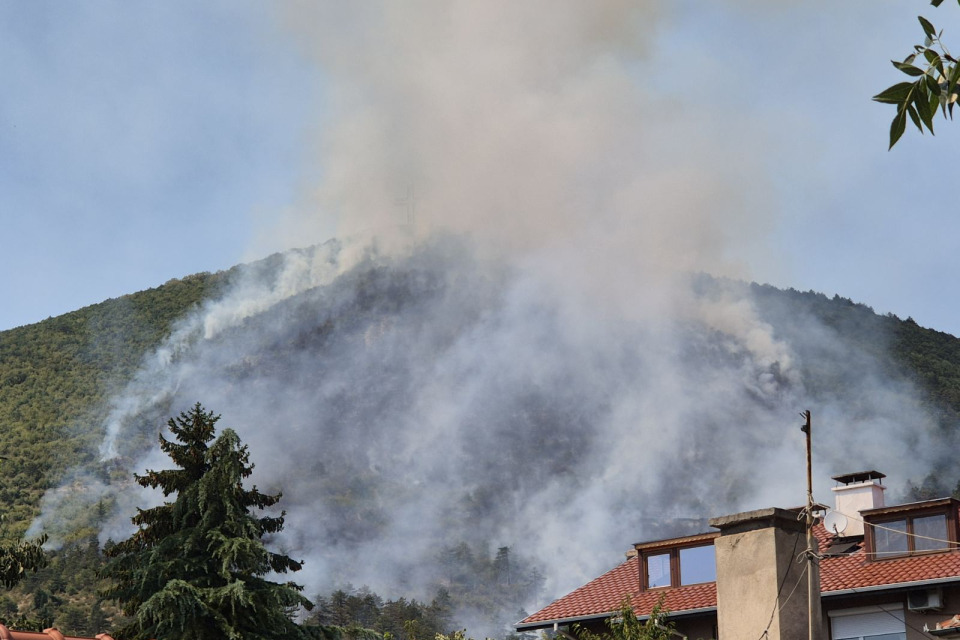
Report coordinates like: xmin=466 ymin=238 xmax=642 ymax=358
xmin=715 ymin=523 xmax=821 ymax=640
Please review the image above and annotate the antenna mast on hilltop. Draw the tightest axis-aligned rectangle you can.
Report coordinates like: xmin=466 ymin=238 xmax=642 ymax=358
xmin=395 ymin=184 xmax=418 ymax=227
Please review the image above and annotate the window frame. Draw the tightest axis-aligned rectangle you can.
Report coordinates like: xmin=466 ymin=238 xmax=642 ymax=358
xmin=863 ymin=503 xmax=958 ymax=561
xmin=640 ymin=542 xmax=717 ymax=591
xmin=643 ymin=551 xmax=674 ymax=590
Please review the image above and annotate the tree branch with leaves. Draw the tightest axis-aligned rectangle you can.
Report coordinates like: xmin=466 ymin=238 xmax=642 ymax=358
xmin=875 ymin=0 xmax=960 ymax=148
xmin=573 ymin=597 xmax=676 ymax=640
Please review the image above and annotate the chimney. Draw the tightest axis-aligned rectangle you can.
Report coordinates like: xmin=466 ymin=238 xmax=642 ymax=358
xmin=830 ymin=471 xmax=885 ymax=537
xmin=710 ymin=508 xmax=822 ymax=640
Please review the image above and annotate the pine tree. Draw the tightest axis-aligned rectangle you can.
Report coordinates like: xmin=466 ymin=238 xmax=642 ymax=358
xmin=493 ymin=547 xmax=510 ymax=586
xmin=100 ymin=403 xmax=312 ymax=640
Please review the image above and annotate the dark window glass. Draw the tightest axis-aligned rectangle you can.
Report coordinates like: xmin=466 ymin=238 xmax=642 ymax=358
xmin=646 ymin=553 xmax=671 ymax=588
xmin=913 ymin=514 xmax=949 ymax=551
xmin=874 ymin=519 xmax=908 ymax=555
xmin=680 ymin=545 xmax=716 ymax=585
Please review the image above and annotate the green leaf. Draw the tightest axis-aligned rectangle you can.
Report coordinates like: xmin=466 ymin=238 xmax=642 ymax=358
xmin=890 ymin=105 xmax=909 ymax=149
xmin=920 ymin=16 xmax=937 ymax=38
xmin=949 ymin=64 xmax=960 ymax=96
xmin=924 ymin=49 xmax=946 ymax=78
xmin=929 ymin=91 xmax=940 ymax=126
xmin=927 ymin=73 xmax=942 ymax=96
xmin=904 ymin=54 xmax=918 ymax=65
xmin=915 ymin=86 xmax=936 ymax=133
xmin=907 ymin=103 xmax=924 ymax=132
xmin=892 ymin=60 xmax=925 ymax=76
xmin=932 ymin=0 xmax=945 ymax=5
xmin=873 ymin=82 xmax=915 ymax=103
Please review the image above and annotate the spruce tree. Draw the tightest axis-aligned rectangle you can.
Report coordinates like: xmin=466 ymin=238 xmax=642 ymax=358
xmin=100 ymin=403 xmax=312 ymax=640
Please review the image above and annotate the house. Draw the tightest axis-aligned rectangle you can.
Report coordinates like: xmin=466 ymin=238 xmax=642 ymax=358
xmin=517 ymin=471 xmax=960 ymax=640
xmin=0 ymin=626 xmax=114 ymax=640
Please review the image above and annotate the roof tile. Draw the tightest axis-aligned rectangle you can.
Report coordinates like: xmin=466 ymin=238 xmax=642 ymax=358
xmin=521 ymin=524 xmax=960 ymax=627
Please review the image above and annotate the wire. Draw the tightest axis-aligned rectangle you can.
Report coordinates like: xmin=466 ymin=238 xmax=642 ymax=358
xmin=757 ymin=563 xmax=809 ymax=640
xmin=837 ymin=510 xmax=960 ymax=548
xmin=780 ymin=563 xmax=809 ymax=609
xmin=757 ymin=534 xmax=805 ymax=640
xmin=855 ymin=548 xmax=955 ymax=557
xmin=810 ymin=556 xmax=939 ymax=640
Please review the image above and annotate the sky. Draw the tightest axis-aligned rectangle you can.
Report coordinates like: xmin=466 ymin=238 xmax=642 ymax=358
xmin=1 ymin=1 xmax=959 ymax=335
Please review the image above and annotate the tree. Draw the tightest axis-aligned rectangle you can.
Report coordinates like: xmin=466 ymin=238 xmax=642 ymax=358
xmin=574 ymin=597 xmax=675 ymax=640
xmin=99 ymin=403 xmax=313 ymax=640
xmin=875 ymin=1 xmax=960 ymax=148
xmin=493 ymin=547 xmax=510 ymax=586
xmin=0 ymin=530 xmax=48 ymax=589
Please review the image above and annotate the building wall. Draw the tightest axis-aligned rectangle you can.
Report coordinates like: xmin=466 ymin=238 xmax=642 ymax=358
xmin=712 ymin=509 xmax=820 ymax=640
xmin=822 ymin=584 xmax=960 ymax=640
xmin=673 ymin=613 xmax=718 ymax=640
xmin=541 ymin=583 xmax=960 ymax=640
xmin=558 ymin=612 xmax=717 ymax=640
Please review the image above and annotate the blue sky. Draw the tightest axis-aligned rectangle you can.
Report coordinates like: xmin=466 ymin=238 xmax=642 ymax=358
xmin=0 ymin=2 xmax=317 ymax=329
xmin=1 ymin=1 xmax=959 ymax=334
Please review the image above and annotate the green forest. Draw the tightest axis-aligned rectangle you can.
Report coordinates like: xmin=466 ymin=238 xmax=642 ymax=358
xmin=3 ymin=260 xmax=960 ymax=636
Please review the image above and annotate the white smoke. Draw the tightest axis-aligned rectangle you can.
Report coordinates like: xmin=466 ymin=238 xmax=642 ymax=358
xmin=27 ymin=2 xmax=953 ymax=636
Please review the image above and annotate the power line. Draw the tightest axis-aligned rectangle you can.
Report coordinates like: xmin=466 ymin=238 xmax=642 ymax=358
xmin=757 ymin=561 xmax=809 ymax=640
xmin=810 ymin=557 xmax=939 ymax=640
xmin=756 ymin=533 xmax=804 ymax=640
xmin=835 ymin=510 xmax=960 ymax=548
xmin=849 ymin=548 xmax=956 ymax=557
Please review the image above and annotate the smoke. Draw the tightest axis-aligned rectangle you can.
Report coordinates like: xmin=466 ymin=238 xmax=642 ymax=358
xmin=27 ymin=2 xmax=955 ymax=636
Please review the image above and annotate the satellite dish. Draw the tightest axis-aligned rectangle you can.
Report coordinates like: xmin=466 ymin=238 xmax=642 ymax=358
xmin=824 ymin=511 xmax=848 ymax=536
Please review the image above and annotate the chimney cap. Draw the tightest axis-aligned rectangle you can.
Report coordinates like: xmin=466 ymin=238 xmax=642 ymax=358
xmin=709 ymin=507 xmax=806 ymax=534
xmin=832 ymin=470 xmax=885 ymax=485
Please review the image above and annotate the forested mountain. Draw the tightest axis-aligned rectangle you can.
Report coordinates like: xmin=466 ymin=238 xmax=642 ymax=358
xmin=0 ymin=271 xmax=226 ymax=530
xmin=2 ymin=243 xmax=960 ymax=636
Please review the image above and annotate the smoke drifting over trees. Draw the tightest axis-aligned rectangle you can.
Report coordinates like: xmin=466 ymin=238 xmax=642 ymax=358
xmin=25 ymin=2 xmax=960 ymax=636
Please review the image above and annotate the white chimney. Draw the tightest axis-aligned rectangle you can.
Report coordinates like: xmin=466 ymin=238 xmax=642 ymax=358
xmin=830 ymin=471 xmax=886 ymax=537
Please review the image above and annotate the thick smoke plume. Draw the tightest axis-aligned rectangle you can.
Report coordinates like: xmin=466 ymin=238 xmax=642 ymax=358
xmin=29 ymin=2 xmax=954 ymax=636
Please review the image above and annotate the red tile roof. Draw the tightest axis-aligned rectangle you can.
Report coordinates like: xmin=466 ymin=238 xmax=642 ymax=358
xmin=0 ymin=626 xmax=115 ymax=640
xmin=935 ymin=615 xmax=960 ymax=631
xmin=518 ymin=555 xmax=717 ymax=627
xmin=519 ymin=524 xmax=960 ymax=628
xmin=819 ymin=541 xmax=960 ymax=593
xmin=520 ymin=556 xmax=643 ymax=626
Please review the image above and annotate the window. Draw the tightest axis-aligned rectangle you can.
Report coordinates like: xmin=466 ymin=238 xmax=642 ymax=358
xmin=874 ymin=520 xmax=908 ymax=556
xmin=679 ymin=545 xmax=716 ymax=585
xmin=871 ymin=512 xmax=950 ymax=558
xmin=646 ymin=553 xmax=671 ymax=588
xmin=913 ymin=514 xmax=949 ymax=551
xmin=830 ymin=606 xmax=905 ymax=640
xmin=641 ymin=544 xmax=716 ymax=590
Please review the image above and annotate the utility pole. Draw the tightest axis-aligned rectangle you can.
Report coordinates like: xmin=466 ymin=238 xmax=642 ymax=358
xmin=800 ymin=409 xmax=815 ymax=640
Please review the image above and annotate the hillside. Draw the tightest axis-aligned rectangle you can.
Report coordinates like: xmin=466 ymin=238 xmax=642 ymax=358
xmin=0 ymin=271 xmax=227 ymax=530
xmin=2 ymin=244 xmax=960 ymax=634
